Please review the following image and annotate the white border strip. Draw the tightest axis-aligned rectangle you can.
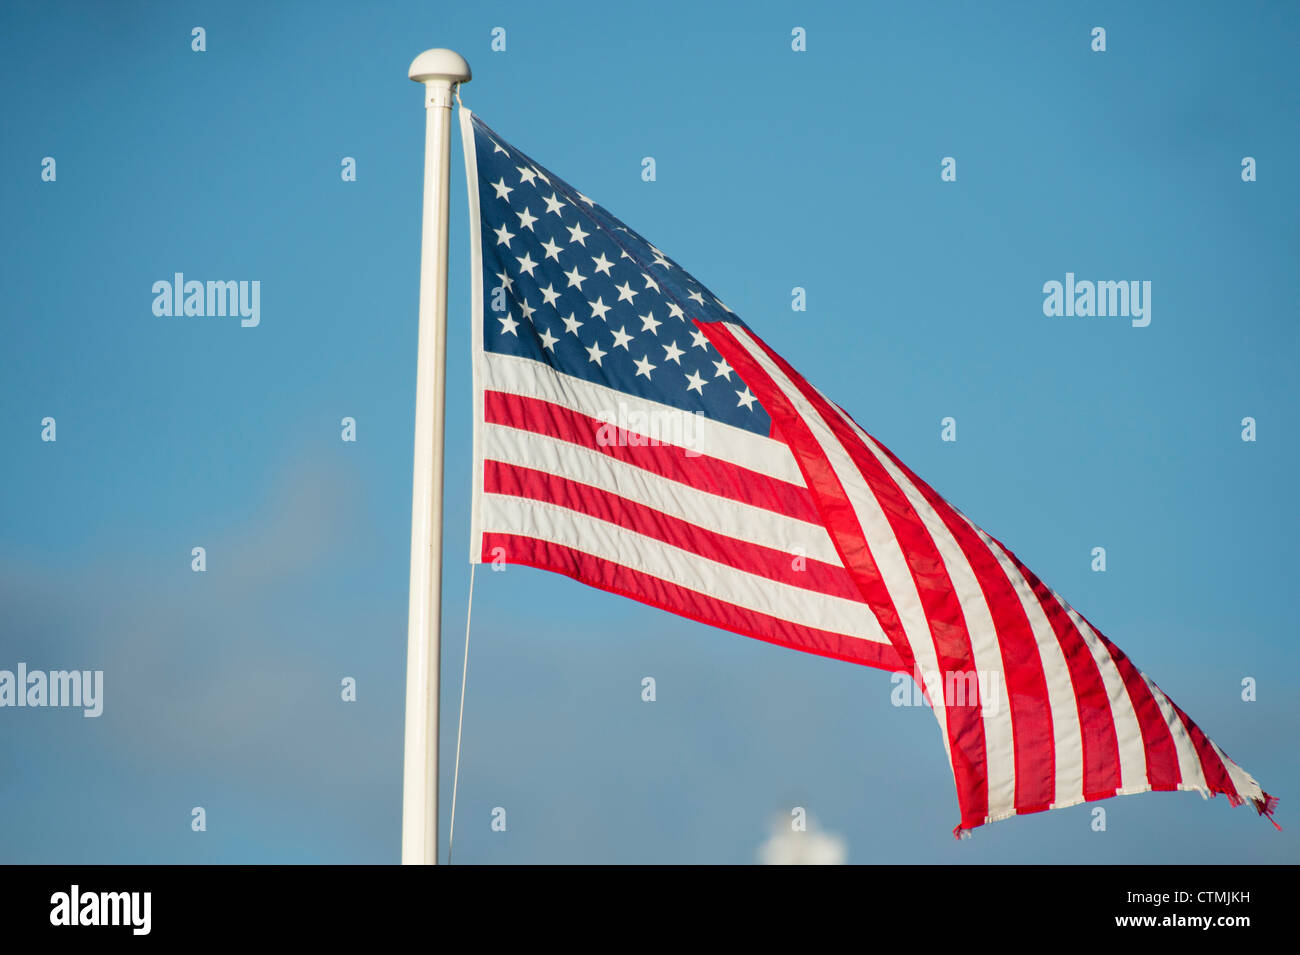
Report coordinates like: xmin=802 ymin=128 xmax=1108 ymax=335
xmin=459 ymin=107 xmax=486 ymax=563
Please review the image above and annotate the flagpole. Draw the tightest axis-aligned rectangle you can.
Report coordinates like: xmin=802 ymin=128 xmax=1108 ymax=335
xmin=402 ymin=47 xmax=471 ymax=866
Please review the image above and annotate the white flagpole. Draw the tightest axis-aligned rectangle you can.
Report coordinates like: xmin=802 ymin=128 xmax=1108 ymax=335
xmin=402 ymin=47 xmax=471 ymax=866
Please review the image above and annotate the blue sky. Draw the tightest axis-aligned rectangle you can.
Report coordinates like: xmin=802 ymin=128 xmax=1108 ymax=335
xmin=1 ymin=0 xmax=1296 ymax=863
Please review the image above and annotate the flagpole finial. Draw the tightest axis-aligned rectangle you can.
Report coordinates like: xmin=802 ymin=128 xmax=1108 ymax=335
xmin=408 ymin=48 xmax=472 ymax=85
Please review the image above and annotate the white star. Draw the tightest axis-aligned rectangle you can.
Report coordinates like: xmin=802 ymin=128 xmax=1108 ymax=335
xmin=633 ymin=355 xmax=656 ymax=379
xmin=615 ymin=281 xmax=637 ymax=303
xmin=564 ymin=266 xmax=587 ymax=290
xmin=652 ymin=251 xmax=672 ymax=270
xmin=662 ymin=341 xmax=684 ymax=364
xmin=642 ymin=273 xmax=660 ymax=292
xmin=518 ymin=299 xmax=536 ymax=320
xmin=495 ymin=271 xmax=514 ymax=293
xmin=639 ymin=311 xmax=661 ymax=335
xmin=588 ymin=297 xmax=611 ymax=321
xmin=498 ymin=312 xmax=519 ymax=336
xmin=493 ymin=223 xmax=515 ymax=247
xmin=538 ymin=327 xmax=558 ymax=351
xmin=539 ymin=284 xmax=561 ymax=307
xmin=515 ymin=252 xmax=538 ymax=276
xmin=517 ymin=165 xmax=538 ymax=186
xmin=515 ymin=207 xmax=538 ymax=231
xmin=576 ymin=192 xmax=596 ymax=206
xmin=688 ymin=289 xmax=706 ymax=305
xmin=562 ymin=312 xmax=583 ymax=336
xmin=540 ymin=237 xmax=564 ymax=261
xmin=610 ymin=326 xmax=633 ymax=350
xmin=491 ymin=177 xmax=513 ymax=200
xmin=690 ymin=327 xmax=710 ymax=349
xmin=736 ymin=387 xmax=757 ymax=410
xmin=712 ymin=358 xmax=733 ymax=380
xmin=667 ymin=302 xmax=684 ymax=320
xmin=591 ymin=253 xmax=614 ymax=275
xmin=685 ymin=370 xmax=707 ymax=394
xmin=566 ymin=222 xmax=590 ymax=246
xmin=543 ymin=192 xmax=566 ymax=216
xmin=533 ymin=167 xmax=550 ymax=185
xmin=586 ymin=340 xmax=607 ymax=366
xmin=491 ymin=140 xmax=507 ymax=155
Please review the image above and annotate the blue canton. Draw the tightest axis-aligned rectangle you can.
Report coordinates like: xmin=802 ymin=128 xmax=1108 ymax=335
xmin=470 ymin=114 xmax=770 ymax=435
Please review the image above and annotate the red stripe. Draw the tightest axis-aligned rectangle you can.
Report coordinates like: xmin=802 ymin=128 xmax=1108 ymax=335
xmin=1093 ymin=633 xmax=1182 ymax=791
xmin=991 ymin=550 xmax=1122 ymax=800
xmin=481 ymin=532 xmax=905 ymax=671
xmin=484 ymin=391 xmax=820 ymax=523
xmin=485 ymin=460 xmax=865 ymax=601
xmin=856 ymin=420 xmax=1058 ymax=813
xmin=1165 ymin=699 xmax=1242 ymax=802
xmin=711 ymin=322 xmax=992 ymax=827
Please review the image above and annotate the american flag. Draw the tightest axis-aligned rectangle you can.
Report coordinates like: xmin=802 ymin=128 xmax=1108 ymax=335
xmin=458 ymin=109 xmax=1276 ymax=835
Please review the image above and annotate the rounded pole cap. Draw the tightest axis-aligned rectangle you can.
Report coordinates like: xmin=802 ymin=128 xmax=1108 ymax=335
xmin=408 ymin=48 xmax=472 ymax=84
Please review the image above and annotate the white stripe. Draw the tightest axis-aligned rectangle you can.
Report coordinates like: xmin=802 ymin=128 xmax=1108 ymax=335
xmin=1055 ymin=599 xmax=1150 ymax=794
xmin=482 ymin=423 xmax=844 ymax=565
xmin=1140 ymin=675 xmax=1207 ymax=793
xmin=726 ymin=325 xmax=953 ymax=759
xmin=481 ymin=349 xmax=805 ymax=485
xmin=823 ymin=397 xmax=1018 ymax=819
xmin=959 ymin=520 xmax=1086 ymax=810
xmin=1206 ymin=739 xmax=1264 ymax=804
xmin=480 ymin=493 xmax=893 ymax=647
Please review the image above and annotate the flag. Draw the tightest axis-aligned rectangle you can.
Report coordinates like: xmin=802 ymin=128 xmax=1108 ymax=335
xmin=457 ymin=108 xmax=1276 ymax=834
